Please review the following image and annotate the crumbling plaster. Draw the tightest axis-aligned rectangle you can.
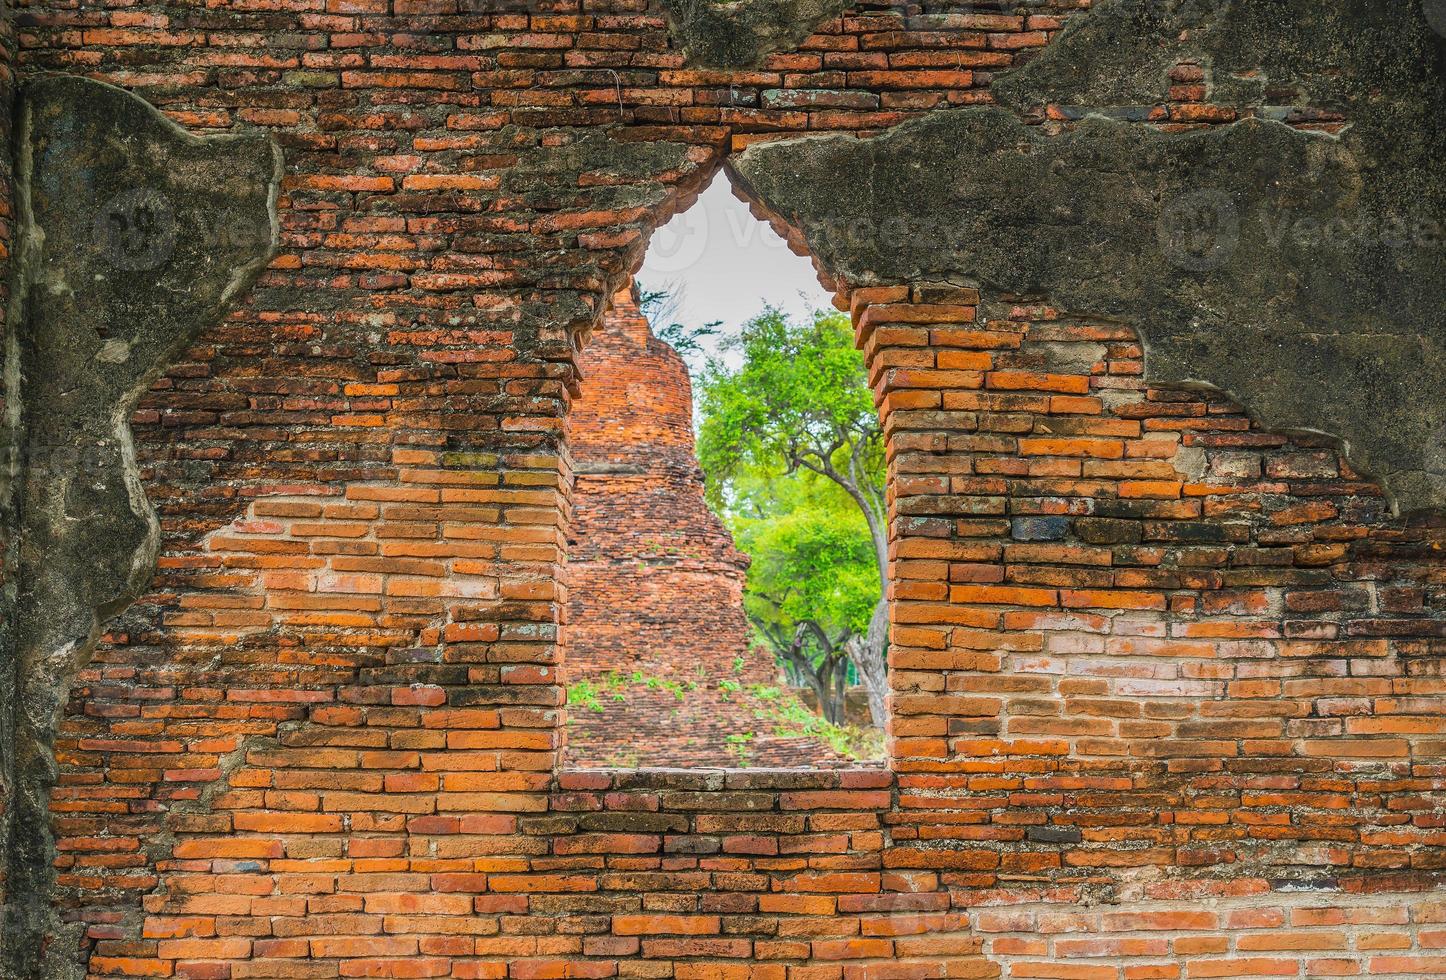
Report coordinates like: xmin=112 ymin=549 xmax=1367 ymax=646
xmin=728 ymin=0 xmax=1446 ymax=514
xmin=0 ymin=75 xmax=280 ymax=978
xmin=659 ymin=0 xmax=851 ymax=69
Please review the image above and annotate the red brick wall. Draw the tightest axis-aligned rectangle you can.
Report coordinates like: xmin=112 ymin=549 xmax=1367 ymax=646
xmin=851 ymin=284 xmax=1444 ymax=873
xmin=0 ymin=0 xmax=14 ymax=915
xmin=565 ymin=284 xmax=843 ymax=768
xmin=567 ymin=284 xmax=756 ymax=685
xmin=1 ymin=0 xmax=1440 ymax=977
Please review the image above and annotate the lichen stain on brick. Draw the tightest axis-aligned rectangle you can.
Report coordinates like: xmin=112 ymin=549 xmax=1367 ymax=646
xmin=728 ymin=0 xmax=1446 ymax=515
xmin=659 ymin=0 xmax=851 ymax=70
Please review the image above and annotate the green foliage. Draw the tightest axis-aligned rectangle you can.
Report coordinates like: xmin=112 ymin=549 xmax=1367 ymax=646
xmin=725 ymin=732 xmax=756 ymax=766
xmin=733 ymin=470 xmax=879 ymax=640
xmin=567 ymin=679 xmax=607 ymax=714
xmin=657 ymin=319 xmax=721 ymax=359
xmin=644 ymin=674 xmax=694 ymax=700
xmin=695 ymin=307 xmax=885 ymax=704
xmin=696 ymin=306 xmax=882 ymax=511
xmin=748 ymin=685 xmax=884 ymax=760
xmin=566 ymin=670 xmax=695 ymax=713
xmin=639 ymin=285 xmax=721 ymax=359
xmin=563 ymin=674 xmax=882 ymax=764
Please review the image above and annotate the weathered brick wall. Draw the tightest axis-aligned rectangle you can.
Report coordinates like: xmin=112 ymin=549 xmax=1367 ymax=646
xmin=565 ymin=284 xmax=841 ymax=768
xmin=568 ymin=284 xmax=754 ymax=687
xmin=0 ymin=0 xmax=1439 ymax=976
xmin=0 ymin=0 xmax=14 ymax=916
xmin=851 ymin=284 xmax=1444 ymax=873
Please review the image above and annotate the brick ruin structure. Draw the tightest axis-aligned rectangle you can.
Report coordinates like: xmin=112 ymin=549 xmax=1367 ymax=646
xmin=565 ymin=283 xmax=844 ymax=768
xmin=0 ymin=2 xmax=1441 ymax=979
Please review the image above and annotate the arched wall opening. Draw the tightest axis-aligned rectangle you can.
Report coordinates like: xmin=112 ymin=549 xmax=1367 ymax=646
xmin=17 ymin=7 xmax=1445 ymax=980
xmin=560 ymin=170 xmax=891 ymax=770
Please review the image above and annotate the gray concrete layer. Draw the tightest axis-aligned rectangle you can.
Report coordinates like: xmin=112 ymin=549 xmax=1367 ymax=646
xmin=660 ymin=0 xmax=849 ymax=69
xmin=1 ymin=75 xmax=280 ymax=979
xmin=729 ymin=0 xmax=1445 ymax=515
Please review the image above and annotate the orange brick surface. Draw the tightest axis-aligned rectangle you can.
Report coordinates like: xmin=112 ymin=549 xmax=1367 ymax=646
xmin=0 ymin=1 xmax=1439 ymax=978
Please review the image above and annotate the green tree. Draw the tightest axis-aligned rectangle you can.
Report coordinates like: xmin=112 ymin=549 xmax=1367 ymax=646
xmin=697 ymin=307 xmax=889 ymax=728
xmin=729 ymin=468 xmax=878 ymax=724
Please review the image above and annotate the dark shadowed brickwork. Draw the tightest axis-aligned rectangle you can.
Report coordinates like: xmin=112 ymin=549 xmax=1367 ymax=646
xmin=0 ymin=0 xmax=1439 ymax=978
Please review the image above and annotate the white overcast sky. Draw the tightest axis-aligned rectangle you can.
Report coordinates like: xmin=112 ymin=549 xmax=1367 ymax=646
xmin=636 ymin=174 xmax=835 ymax=366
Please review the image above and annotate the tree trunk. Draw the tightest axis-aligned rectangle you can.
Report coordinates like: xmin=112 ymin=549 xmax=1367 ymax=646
xmin=779 ymin=621 xmax=847 ymax=724
xmin=803 ymin=447 xmax=892 ymax=731
xmin=791 ymin=653 xmax=836 ymax=723
xmin=845 ymin=596 xmax=889 ymax=730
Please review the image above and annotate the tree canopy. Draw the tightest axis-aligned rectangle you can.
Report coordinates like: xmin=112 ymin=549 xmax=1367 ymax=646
xmin=697 ymin=308 xmax=883 ymax=531
xmin=696 ymin=307 xmax=888 ymax=727
xmin=734 ymin=474 xmax=878 ymax=641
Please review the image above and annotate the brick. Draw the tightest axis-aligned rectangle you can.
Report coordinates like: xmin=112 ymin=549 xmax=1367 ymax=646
xmin=17 ymin=15 xmax=1442 ymax=980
